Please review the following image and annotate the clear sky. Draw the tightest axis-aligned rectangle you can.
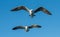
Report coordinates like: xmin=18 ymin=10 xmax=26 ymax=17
xmin=0 ymin=0 xmax=60 ymax=37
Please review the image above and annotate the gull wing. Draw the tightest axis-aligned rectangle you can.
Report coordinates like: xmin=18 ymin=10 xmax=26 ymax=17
xmin=28 ymin=26 xmax=33 ymax=29
xmin=31 ymin=25 xmax=42 ymax=28
xmin=11 ymin=6 xmax=29 ymax=12
xmin=34 ymin=7 xmax=52 ymax=15
xmin=12 ymin=26 xmax=25 ymax=30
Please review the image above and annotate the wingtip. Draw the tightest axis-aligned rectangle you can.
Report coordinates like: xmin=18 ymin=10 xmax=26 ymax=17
xmin=10 ymin=9 xmax=14 ymax=11
xmin=11 ymin=8 xmax=16 ymax=11
xmin=12 ymin=28 xmax=16 ymax=30
xmin=49 ymin=13 xmax=52 ymax=15
xmin=40 ymin=26 xmax=42 ymax=28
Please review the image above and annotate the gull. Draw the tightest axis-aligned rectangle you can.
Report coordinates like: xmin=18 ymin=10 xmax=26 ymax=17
xmin=12 ymin=24 xmax=42 ymax=32
xmin=11 ymin=6 xmax=52 ymax=18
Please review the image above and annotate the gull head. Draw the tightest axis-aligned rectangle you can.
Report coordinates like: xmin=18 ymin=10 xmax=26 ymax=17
xmin=30 ymin=9 xmax=33 ymax=12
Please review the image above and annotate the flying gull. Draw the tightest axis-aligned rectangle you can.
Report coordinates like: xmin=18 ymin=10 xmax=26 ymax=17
xmin=12 ymin=24 xmax=42 ymax=32
xmin=11 ymin=6 xmax=52 ymax=18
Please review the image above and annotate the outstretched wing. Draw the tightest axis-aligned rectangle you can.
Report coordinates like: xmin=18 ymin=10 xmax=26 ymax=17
xmin=31 ymin=25 xmax=42 ymax=28
xmin=28 ymin=26 xmax=33 ymax=29
xmin=34 ymin=7 xmax=52 ymax=15
xmin=12 ymin=26 xmax=25 ymax=30
xmin=11 ymin=6 xmax=29 ymax=12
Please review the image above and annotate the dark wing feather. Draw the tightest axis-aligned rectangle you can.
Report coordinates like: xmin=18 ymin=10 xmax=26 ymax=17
xmin=34 ymin=7 xmax=52 ymax=15
xmin=28 ymin=26 xmax=33 ymax=29
xmin=11 ymin=6 xmax=29 ymax=12
xmin=12 ymin=26 xmax=25 ymax=30
xmin=31 ymin=25 xmax=42 ymax=28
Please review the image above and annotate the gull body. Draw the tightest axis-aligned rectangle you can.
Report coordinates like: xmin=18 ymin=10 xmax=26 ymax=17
xmin=25 ymin=26 xmax=28 ymax=30
xmin=28 ymin=9 xmax=35 ymax=17
xmin=29 ymin=9 xmax=32 ymax=15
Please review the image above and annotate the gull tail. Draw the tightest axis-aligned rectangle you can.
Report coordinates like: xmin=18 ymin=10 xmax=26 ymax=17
xmin=29 ymin=15 xmax=36 ymax=18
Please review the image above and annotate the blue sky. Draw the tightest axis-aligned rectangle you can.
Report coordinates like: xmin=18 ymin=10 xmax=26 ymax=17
xmin=0 ymin=0 xmax=60 ymax=37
